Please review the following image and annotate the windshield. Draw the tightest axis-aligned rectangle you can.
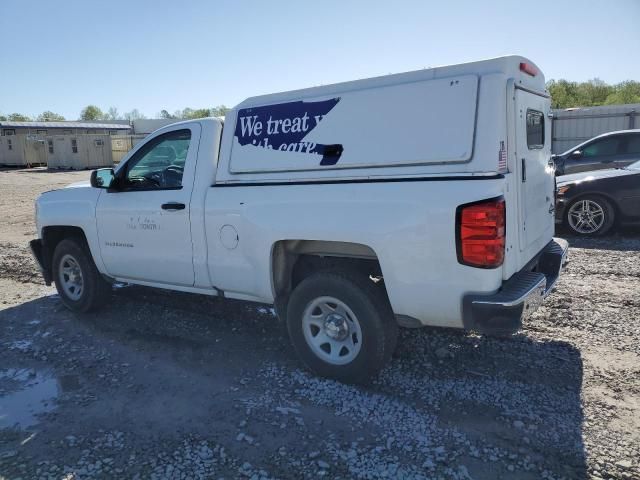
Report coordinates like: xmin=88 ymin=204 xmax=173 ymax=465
xmin=627 ymin=160 xmax=640 ymax=170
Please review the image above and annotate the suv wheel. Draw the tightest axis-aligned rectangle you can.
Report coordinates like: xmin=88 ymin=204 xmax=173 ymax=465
xmin=52 ymin=237 xmax=111 ymax=312
xmin=566 ymin=195 xmax=615 ymax=236
xmin=286 ymin=269 xmax=398 ymax=383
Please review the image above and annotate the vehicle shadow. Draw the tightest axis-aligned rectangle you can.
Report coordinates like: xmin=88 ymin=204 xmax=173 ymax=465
xmin=0 ymin=290 xmax=588 ymax=479
xmin=385 ymin=326 xmax=588 ymax=479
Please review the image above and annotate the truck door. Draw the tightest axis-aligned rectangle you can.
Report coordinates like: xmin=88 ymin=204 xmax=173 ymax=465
xmin=515 ymin=89 xmax=555 ymax=260
xmin=96 ymin=124 xmax=201 ymax=286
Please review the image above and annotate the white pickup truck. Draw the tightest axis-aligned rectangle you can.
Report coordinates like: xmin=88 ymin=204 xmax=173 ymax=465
xmin=31 ymin=55 xmax=567 ymax=381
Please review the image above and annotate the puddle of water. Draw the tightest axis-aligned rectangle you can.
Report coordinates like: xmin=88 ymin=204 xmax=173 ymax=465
xmin=0 ymin=369 xmax=59 ymax=429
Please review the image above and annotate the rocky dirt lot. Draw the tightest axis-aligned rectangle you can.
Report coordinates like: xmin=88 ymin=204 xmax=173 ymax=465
xmin=0 ymin=167 xmax=638 ymax=480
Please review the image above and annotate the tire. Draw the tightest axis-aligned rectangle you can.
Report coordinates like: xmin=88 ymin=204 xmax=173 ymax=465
xmin=52 ymin=237 xmax=111 ymax=313
xmin=286 ymin=269 xmax=398 ymax=383
xmin=565 ymin=195 xmax=615 ymax=236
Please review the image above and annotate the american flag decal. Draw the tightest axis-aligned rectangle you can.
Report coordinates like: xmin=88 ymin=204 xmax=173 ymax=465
xmin=498 ymin=140 xmax=507 ymax=172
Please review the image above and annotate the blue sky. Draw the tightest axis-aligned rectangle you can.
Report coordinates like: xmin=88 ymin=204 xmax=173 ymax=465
xmin=1 ymin=0 xmax=639 ymax=119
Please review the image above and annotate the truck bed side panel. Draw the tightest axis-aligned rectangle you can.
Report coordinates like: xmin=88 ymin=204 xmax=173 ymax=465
xmin=204 ymin=179 xmax=506 ymax=328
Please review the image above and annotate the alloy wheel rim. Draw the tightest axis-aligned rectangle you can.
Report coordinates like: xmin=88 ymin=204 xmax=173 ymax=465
xmin=59 ymin=254 xmax=84 ymax=301
xmin=568 ymin=199 xmax=605 ymax=234
xmin=301 ymin=296 xmax=363 ymax=365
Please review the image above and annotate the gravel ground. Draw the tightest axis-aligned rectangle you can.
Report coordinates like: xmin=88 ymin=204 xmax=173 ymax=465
xmin=0 ymin=167 xmax=639 ymax=480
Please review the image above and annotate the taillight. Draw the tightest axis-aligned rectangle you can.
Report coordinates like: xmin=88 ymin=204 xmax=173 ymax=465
xmin=456 ymin=198 xmax=505 ymax=268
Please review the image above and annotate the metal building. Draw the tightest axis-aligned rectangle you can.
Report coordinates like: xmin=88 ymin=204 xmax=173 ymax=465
xmin=131 ymin=118 xmax=179 ymax=135
xmin=110 ymin=135 xmax=147 ymax=164
xmin=108 ymin=119 xmax=179 ymax=164
xmin=0 ymin=121 xmax=131 ymax=168
xmin=551 ymin=103 xmax=639 ymax=154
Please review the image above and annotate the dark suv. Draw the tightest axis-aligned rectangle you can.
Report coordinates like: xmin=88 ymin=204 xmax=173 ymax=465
xmin=553 ymin=129 xmax=640 ymax=176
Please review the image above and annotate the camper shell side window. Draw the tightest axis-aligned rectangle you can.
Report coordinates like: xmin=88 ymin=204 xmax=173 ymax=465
xmin=526 ymin=109 xmax=545 ymax=149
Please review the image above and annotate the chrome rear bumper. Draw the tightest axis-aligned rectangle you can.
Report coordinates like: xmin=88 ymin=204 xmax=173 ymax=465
xmin=462 ymin=238 xmax=569 ymax=335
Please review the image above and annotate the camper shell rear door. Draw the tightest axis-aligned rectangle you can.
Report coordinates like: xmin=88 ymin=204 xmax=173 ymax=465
xmin=514 ymin=87 xmax=555 ymax=264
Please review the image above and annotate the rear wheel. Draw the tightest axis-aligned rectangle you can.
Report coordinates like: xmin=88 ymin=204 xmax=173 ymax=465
xmin=566 ymin=195 xmax=615 ymax=236
xmin=52 ymin=237 xmax=111 ymax=312
xmin=286 ymin=269 xmax=398 ymax=383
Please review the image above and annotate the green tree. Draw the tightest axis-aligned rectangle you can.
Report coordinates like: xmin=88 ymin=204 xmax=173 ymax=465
xmin=576 ymin=78 xmax=612 ymax=106
xmin=159 ymin=109 xmax=177 ymax=119
xmin=186 ymin=108 xmax=211 ymax=119
xmin=0 ymin=114 xmax=7 ymax=121
xmin=604 ymin=81 xmax=640 ymax=105
xmin=547 ymin=80 xmax=582 ymax=108
xmin=79 ymin=105 xmax=105 ymax=121
xmin=179 ymin=108 xmax=194 ymax=119
xmin=7 ymin=113 xmax=31 ymax=121
xmin=173 ymin=106 xmax=229 ymax=119
xmin=547 ymin=79 xmax=640 ymax=108
xmin=211 ymin=105 xmax=230 ymax=117
xmin=37 ymin=111 xmax=66 ymax=121
xmin=105 ymin=107 xmax=120 ymax=120
xmin=123 ymin=109 xmax=146 ymax=121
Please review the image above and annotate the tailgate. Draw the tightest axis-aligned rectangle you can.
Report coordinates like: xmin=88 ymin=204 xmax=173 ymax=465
xmin=514 ymin=89 xmax=555 ymax=262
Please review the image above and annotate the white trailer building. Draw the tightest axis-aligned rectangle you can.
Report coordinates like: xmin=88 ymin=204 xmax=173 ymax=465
xmin=0 ymin=121 xmax=131 ymax=168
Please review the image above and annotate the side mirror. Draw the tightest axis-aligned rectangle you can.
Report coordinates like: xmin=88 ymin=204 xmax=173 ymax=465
xmin=570 ymin=150 xmax=582 ymax=159
xmin=90 ymin=168 xmax=115 ymax=189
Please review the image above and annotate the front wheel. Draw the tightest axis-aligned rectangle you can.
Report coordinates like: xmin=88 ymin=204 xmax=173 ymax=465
xmin=286 ymin=270 xmax=398 ymax=383
xmin=52 ymin=237 xmax=111 ymax=313
xmin=565 ymin=195 xmax=615 ymax=236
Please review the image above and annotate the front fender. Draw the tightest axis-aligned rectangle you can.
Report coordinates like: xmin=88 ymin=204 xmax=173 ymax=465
xmin=36 ymin=187 xmax=106 ymax=274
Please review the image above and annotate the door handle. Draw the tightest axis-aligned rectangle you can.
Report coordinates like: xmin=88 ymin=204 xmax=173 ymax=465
xmin=161 ymin=202 xmax=185 ymax=211
xmin=521 ymin=158 xmax=526 ymax=182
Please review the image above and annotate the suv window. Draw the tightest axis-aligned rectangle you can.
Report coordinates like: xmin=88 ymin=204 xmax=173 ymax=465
xmin=526 ymin=110 xmax=544 ymax=149
xmin=123 ymin=129 xmax=191 ymax=190
xmin=624 ymin=134 xmax=640 ymax=155
xmin=581 ymin=137 xmax=621 ymax=157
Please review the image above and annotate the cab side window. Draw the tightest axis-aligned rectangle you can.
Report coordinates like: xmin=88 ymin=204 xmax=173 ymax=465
xmin=123 ymin=129 xmax=191 ymax=190
xmin=624 ymin=134 xmax=640 ymax=155
xmin=581 ymin=137 xmax=621 ymax=157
